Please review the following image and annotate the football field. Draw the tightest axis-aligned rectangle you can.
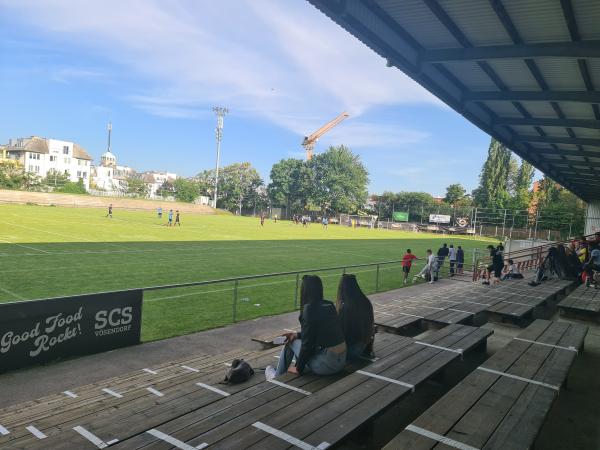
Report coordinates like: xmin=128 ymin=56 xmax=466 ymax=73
xmin=0 ymin=203 xmax=494 ymax=341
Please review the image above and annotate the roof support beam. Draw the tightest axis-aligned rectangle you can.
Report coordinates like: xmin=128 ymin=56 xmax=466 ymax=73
xmin=535 ymin=148 xmax=600 ymax=158
xmin=494 ymin=117 xmax=600 ymax=129
xmin=515 ymin=136 xmax=600 ymax=147
xmin=419 ymin=40 xmax=600 ymax=62
xmin=465 ymin=90 xmax=600 ymax=103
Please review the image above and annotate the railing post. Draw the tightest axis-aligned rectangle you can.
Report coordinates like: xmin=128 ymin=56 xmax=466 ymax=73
xmin=232 ymin=279 xmax=239 ymax=322
xmin=343 ymin=267 xmax=346 ymax=275
xmin=375 ymin=264 xmax=380 ymax=292
xmin=294 ymin=272 xmax=300 ymax=309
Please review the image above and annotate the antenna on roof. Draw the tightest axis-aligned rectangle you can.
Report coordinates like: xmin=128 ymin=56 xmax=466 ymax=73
xmin=107 ymin=122 xmax=112 ymax=153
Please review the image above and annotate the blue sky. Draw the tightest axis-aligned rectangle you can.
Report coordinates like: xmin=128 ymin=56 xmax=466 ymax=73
xmin=0 ymin=0 xmax=496 ymax=196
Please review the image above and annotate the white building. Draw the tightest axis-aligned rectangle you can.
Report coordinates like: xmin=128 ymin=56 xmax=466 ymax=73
xmin=5 ymin=136 xmax=92 ymax=189
xmin=91 ymin=150 xmax=135 ymax=192
xmin=142 ymin=171 xmax=177 ymax=198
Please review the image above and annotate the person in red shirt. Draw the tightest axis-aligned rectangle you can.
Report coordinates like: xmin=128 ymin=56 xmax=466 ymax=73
xmin=402 ymin=249 xmax=418 ymax=284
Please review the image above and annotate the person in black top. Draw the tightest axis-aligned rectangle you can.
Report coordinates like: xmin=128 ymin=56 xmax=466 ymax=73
xmin=456 ymin=245 xmax=465 ymax=274
xmin=483 ymin=245 xmax=504 ymax=284
xmin=274 ymin=275 xmax=347 ymax=376
xmin=336 ymin=274 xmax=374 ymax=360
xmin=436 ymin=243 xmax=449 ymax=279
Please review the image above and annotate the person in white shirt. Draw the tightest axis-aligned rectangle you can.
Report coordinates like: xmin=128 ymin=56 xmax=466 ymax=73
xmin=448 ymin=244 xmax=457 ymax=276
xmin=502 ymin=259 xmax=524 ymax=280
xmin=414 ymin=249 xmax=437 ymax=284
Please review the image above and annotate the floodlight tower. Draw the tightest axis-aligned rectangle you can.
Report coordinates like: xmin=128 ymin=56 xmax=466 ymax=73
xmin=212 ymin=106 xmax=228 ymax=208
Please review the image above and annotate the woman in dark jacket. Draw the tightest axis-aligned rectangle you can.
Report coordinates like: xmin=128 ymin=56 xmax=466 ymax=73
xmin=274 ymin=275 xmax=347 ymax=376
xmin=336 ymin=274 xmax=375 ymax=360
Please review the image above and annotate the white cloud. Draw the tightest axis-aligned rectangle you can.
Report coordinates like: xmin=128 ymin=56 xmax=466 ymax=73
xmin=2 ymin=0 xmax=440 ymax=138
xmin=320 ymin=121 xmax=429 ymax=149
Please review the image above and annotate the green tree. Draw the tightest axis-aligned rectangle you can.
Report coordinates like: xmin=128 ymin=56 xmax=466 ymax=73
xmin=43 ymin=169 xmax=70 ymax=189
xmin=57 ymin=179 xmax=87 ymax=194
xmin=309 ymin=145 xmax=369 ymax=213
xmin=268 ymin=158 xmax=312 ymax=215
xmin=217 ymin=162 xmax=264 ymax=212
xmin=126 ymin=177 xmax=149 ymax=197
xmin=173 ymin=178 xmax=200 ymax=203
xmin=474 ymin=138 xmax=513 ymax=208
xmin=444 ymin=183 xmax=466 ymax=205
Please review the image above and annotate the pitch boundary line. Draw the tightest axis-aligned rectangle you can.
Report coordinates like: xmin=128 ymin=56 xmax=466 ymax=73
xmin=0 ymin=286 xmax=25 ymax=301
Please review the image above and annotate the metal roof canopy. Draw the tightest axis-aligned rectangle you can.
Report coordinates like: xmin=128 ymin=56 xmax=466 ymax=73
xmin=307 ymin=0 xmax=600 ymax=201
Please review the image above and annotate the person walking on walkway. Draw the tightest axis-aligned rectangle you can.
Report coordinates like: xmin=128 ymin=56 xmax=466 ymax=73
xmin=448 ymin=244 xmax=457 ymax=276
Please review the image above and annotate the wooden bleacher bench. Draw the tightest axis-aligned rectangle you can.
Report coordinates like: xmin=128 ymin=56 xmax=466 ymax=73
xmin=558 ymin=283 xmax=600 ymax=322
xmin=1 ymin=333 xmax=401 ymax=449
xmin=372 ymin=278 xmax=575 ymax=332
xmin=4 ymin=325 xmax=491 ymax=449
xmin=385 ymin=319 xmax=587 ymax=450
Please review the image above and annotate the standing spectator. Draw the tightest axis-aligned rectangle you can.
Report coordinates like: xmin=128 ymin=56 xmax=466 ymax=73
xmin=168 ymin=209 xmax=173 ymax=226
xmin=456 ymin=246 xmax=465 ymax=274
xmin=584 ymin=245 xmax=600 ymax=287
xmin=322 ymin=216 xmax=328 ymax=229
xmin=336 ymin=274 xmax=375 ymax=360
xmin=448 ymin=244 xmax=457 ymax=276
xmin=302 ymin=216 xmax=308 ymax=228
xmin=401 ymin=249 xmax=417 ymax=284
xmin=157 ymin=207 xmax=163 ymax=219
xmin=483 ymin=245 xmax=504 ymax=285
xmin=437 ymin=243 xmax=449 ymax=275
xmin=414 ymin=249 xmax=437 ymax=284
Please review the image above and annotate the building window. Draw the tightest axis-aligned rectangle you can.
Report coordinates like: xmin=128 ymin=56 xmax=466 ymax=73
xmin=77 ymin=171 xmax=81 ymax=178
xmin=63 ymin=146 xmax=69 ymax=155
xmin=50 ymin=155 xmax=56 ymax=162
xmin=64 ymin=157 xmax=71 ymax=164
xmin=82 ymin=172 xmax=87 ymax=179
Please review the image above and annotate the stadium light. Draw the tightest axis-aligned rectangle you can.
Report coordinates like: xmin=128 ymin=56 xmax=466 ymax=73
xmin=212 ymin=106 xmax=229 ymax=209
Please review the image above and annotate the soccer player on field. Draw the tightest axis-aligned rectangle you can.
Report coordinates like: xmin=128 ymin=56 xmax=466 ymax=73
xmin=106 ymin=204 xmax=113 ymax=218
xmin=168 ymin=209 xmax=173 ymax=226
xmin=401 ymin=249 xmax=417 ymax=284
xmin=175 ymin=210 xmax=181 ymax=226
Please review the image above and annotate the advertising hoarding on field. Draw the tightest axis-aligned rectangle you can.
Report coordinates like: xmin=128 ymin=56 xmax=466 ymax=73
xmin=0 ymin=290 xmax=142 ymax=373
xmin=392 ymin=211 xmax=409 ymax=222
xmin=429 ymin=214 xmax=451 ymax=224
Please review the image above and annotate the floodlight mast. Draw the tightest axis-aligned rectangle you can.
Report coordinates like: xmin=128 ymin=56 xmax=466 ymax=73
xmin=212 ymin=106 xmax=228 ymax=208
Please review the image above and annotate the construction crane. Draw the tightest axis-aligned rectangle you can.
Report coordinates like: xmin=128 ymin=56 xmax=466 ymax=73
xmin=302 ymin=112 xmax=349 ymax=160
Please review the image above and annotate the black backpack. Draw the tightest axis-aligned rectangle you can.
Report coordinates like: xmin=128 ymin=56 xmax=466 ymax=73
xmin=223 ymin=359 xmax=254 ymax=384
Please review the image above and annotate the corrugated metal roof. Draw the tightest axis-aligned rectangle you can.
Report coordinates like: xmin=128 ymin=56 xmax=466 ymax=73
xmin=438 ymin=0 xmax=512 ymax=46
xmin=573 ymin=0 xmax=600 ymax=39
xmin=487 ymin=59 xmax=540 ymax=90
xmin=534 ymin=58 xmax=585 ymax=90
xmin=377 ymin=0 xmax=461 ymax=49
xmin=308 ymin=0 xmax=600 ymax=201
xmin=502 ymin=0 xmax=571 ymax=43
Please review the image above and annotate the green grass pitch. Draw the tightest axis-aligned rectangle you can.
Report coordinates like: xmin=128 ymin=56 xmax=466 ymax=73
xmin=0 ymin=203 xmax=494 ymax=341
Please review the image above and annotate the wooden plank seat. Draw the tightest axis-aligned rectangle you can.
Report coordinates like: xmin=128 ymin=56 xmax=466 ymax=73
xmin=385 ymin=319 xmax=588 ymax=450
xmin=8 ymin=333 xmax=404 ymax=449
xmin=101 ymin=324 xmax=493 ymax=450
xmin=558 ymin=283 xmax=600 ymax=322
xmin=0 ymin=346 xmax=283 ymax=449
xmin=250 ymin=327 xmax=299 ymax=348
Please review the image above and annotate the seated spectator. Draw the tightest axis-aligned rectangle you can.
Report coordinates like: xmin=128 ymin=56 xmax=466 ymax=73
xmin=270 ymin=275 xmax=346 ymax=378
xmin=336 ymin=274 xmax=375 ymax=360
xmin=502 ymin=259 xmax=524 ymax=280
xmin=577 ymin=237 xmax=589 ymax=264
xmin=584 ymin=245 xmax=600 ymax=287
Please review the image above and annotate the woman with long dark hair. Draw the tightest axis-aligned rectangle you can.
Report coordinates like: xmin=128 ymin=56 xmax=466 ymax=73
xmin=336 ymin=274 xmax=375 ymax=359
xmin=270 ymin=275 xmax=347 ymax=377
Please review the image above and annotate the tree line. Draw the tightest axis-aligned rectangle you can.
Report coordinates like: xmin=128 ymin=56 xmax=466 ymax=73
xmin=166 ymin=145 xmax=369 ymax=215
